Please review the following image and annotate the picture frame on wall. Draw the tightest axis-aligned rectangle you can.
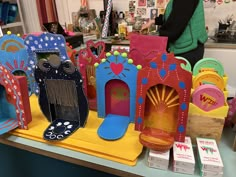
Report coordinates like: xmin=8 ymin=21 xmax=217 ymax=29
xmin=138 ymin=0 xmax=146 ymax=6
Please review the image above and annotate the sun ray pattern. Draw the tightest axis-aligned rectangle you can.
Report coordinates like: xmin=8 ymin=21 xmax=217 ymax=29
xmin=0 ymin=34 xmax=35 ymax=95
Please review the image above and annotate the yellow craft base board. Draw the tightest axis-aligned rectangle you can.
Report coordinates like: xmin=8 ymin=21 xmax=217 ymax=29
xmin=9 ymin=95 xmax=143 ymax=166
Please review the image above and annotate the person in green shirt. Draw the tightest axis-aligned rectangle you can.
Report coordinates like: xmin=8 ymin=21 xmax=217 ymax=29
xmin=141 ymin=0 xmax=208 ymax=68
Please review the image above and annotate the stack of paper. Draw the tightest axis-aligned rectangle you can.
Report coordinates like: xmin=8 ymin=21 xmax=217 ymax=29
xmin=147 ymin=149 xmax=170 ymax=170
xmin=173 ymin=137 xmax=195 ymax=175
xmin=197 ymin=138 xmax=224 ymax=177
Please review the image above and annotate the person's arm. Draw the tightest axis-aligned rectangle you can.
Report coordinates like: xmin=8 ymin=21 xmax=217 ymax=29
xmin=159 ymin=0 xmax=199 ymax=42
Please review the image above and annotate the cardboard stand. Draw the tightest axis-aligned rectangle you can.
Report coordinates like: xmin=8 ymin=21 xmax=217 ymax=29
xmin=34 ymin=54 xmax=89 ymax=141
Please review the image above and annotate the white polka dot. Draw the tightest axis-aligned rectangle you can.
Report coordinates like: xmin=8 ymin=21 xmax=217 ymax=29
xmin=64 ymin=121 xmax=70 ymax=125
xmin=8 ymin=88 xmax=11 ymax=92
xmin=45 ymin=36 xmax=49 ymax=40
xmin=45 ymin=43 xmax=48 ymax=46
xmin=49 ymin=126 xmax=55 ymax=130
xmin=30 ymin=46 xmax=36 ymax=51
xmin=56 ymin=122 xmax=62 ymax=126
xmin=25 ymin=40 xmax=30 ymax=44
xmin=67 ymin=125 xmax=73 ymax=129
xmin=34 ymin=40 xmax=38 ymax=44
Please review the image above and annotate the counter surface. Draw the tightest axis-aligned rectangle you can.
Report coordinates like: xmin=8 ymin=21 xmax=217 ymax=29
xmin=0 ymin=128 xmax=236 ymax=177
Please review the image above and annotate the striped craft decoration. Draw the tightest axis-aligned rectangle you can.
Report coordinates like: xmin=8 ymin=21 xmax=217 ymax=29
xmin=101 ymin=0 xmax=112 ymax=38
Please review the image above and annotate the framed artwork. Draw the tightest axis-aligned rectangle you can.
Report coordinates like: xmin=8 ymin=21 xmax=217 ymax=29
xmin=147 ymin=0 xmax=155 ymax=7
xmin=150 ymin=9 xmax=158 ymax=19
xmin=138 ymin=0 xmax=146 ymax=6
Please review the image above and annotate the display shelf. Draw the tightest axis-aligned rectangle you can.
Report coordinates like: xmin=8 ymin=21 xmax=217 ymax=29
xmin=0 ymin=0 xmax=26 ymax=34
xmin=1 ymin=21 xmax=24 ymax=29
xmin=0 ymin=128 xmax=235 ymax=177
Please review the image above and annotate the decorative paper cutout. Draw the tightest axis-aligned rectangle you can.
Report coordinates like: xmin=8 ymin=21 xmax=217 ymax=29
xmin=25 ymin=32 xmax=69 ymax=94
xmin=135 ymin=53 xmax=192 ymax=150
xmin=0 ymin=65 xmax=32 ymax=134
xmin=95 ymin=51 xmax=139 ymax=140
xmin=35 ymin=55 xmax=89 ymax=141
xmin=78 ymin=40 xmax=105 ymax=110
xmin=0 ymin=34 xmax=35 ymax=95
xmin=129 ymin=34 xmax=168 ymax=67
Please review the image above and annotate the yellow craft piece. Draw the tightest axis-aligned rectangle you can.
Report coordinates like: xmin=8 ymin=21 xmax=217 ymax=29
xmin=10 ymin=95 xmax=143 ymax=166
xmin=192 ymin=71 xmax=224 ymax=91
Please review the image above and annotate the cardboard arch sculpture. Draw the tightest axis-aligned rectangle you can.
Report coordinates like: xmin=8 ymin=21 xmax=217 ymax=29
xmin=0 ymin=64 xmax=32 ymax=134
xmin=135 ymin=53 xmax=192 ymax=151
xmin=24 ymin=32 xmax=70 ymax=94
xmin=0 ymin=33 xmax=35 ymax=95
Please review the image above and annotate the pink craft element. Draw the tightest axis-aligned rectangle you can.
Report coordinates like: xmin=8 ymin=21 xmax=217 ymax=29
xmin=192 ymin=84 xmax=225 ymax=112
xmin=78 ymin=40 xmax=105 ymax=110
xmin=101 ymin=0 xmax=112 ymax=38
xmin=110 ymin=63 xmax=124 ymax=75
xmin=105 ymin=80 xmax=130 ymax=117
xmin=129 ymin=34 xmax=168 ymax=67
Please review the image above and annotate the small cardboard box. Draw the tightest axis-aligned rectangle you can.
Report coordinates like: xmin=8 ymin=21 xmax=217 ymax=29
xmin=197 ymin=138 xmax=224 ymax=173
xmin=187 ymin=103 xmax=228 ymax=144
xmin=173 ymin=137 xmax=195 ymax=169
xmin=200 ymin=170 xmax=223 ymax=177
xmin=173 ymin=166 xmax=195 ymax=175
xmin=147 ymin=161 xmax=169 ymax=171
xmin=148 ymin=149 xmax=170 ymax=166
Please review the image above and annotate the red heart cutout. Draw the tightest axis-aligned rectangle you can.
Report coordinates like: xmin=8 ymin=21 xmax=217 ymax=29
xmin=86 ymin=40 xmax=105 ymax=61
xmin=110 ymin=63 xmax=124 ymax=75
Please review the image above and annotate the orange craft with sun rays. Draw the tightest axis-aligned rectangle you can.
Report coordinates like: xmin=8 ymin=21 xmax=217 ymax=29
xmin=135 ymin=53 xmax=192 ymax=151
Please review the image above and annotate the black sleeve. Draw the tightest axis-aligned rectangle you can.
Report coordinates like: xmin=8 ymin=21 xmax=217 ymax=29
xmin=159 ymin=0 xmax=199 ymax=42
xmin=155 ymin=14 xmax=164 ymax=26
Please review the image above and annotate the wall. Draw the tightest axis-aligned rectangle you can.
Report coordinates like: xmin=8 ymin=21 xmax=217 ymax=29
xmin=204 ymin=1 xmax=236 ymax=36
xmin=64 ymin=1 xmax=236 ymax=34
xmin=66 ymin=0 xmax=128 ymax=24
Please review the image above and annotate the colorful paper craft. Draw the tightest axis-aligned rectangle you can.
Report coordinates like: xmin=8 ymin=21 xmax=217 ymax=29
xmin=78 ymin=40 xmax=105 ymax=110
xmin=0 ymin=33 xmax=35 ymax=95
xmin=34 ymin=54 xmax=89 ymax=141
xmin=135 ymin=53 xmax=192 ymax=151
xmin=95 ymin=51 xmax=139 ymax=140
xmin=24 ymin=32 xmax=69 ymax=94
xmin=129 ymin=34 xmax=168 ymax=67
xmin=192 ymin=71 xmax=224 ymax=91
xmin=192 ymin=84 xmax=225 ymax=112
xmin=175 ymin=56 xmax=192 ymax=72
xmin=193 ymin=58 xmax=224 ymax=77
xmin=0 ymin=65 xmax=32 ymax=134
